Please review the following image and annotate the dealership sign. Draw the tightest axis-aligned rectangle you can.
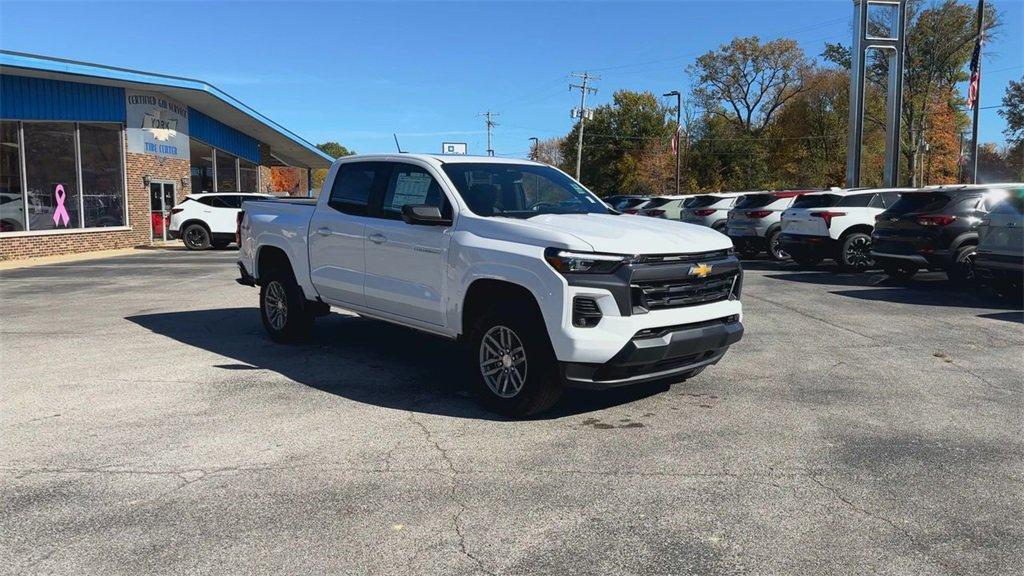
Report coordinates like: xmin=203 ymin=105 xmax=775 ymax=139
xmin=126 ymin=90 xmax=190 ymax=160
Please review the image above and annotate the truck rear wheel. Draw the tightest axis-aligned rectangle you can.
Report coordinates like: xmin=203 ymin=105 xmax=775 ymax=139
xmin=470 ymin=302 xmax=562 ymax=417
xmin=260 ymin=268 xmax=314 ymax=343
xmin=838 ymin=232 xmax=874 ymax=272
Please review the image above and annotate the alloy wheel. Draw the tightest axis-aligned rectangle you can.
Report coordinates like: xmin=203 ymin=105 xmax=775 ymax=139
xmin=770 ymin=236 xmax=789 ymax=260
xmin=958 ymin=251 xmax=977 ymax=282
xmin=185 ymin=227 xmax=207 ymax=249
xmin=479 ymin=325 xmax=527 ymax=398
xmin=264 ymin=281 xmax=289 ymax=331
xmin=845 ymin=236 xmax=873 ymax=268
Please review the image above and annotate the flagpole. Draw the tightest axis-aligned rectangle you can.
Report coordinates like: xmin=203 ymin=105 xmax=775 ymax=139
xmin=969 ymin=0 xmax=985 ymax=184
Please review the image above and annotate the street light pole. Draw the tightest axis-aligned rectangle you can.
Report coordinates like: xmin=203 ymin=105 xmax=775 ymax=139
xmin=663 ymin=91 xmax=681 ymax=195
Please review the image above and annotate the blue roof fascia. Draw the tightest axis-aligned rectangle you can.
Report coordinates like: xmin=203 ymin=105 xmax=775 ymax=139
xmin=0 ymin=50 xmax=333 ymax=164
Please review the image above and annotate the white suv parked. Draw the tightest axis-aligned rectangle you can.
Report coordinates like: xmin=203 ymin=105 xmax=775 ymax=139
xmin=779 ymin=188 xmax=909 ymax=270
xmin=681 ymin=192 xmax=748 ymax=231
xmin=726 ymin=191 xmax=811 ymax=260
xmin=169 ymin=193 xmax=272 ymax=250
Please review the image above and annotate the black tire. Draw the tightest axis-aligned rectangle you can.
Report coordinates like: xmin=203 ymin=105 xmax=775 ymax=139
xmin=469 ymin=301 xmax=563 ymax=417
xmin=791 ymin=253 xmax=822 ymax=268
xmin=948 ymin=245 xmax=977 ymax=285
xmin=767 ymin=230 xmax=789 ymax=261
xmin=881 ymin=263 xmax=918 ymax=281
xmin=182 ymin=224 xmax=211 ymax=250
xmin=211 ymin=239 xmax=232 ymax=250
xmin=838 ymin=232 xmax=874 ymax=272
xmin=259 ymin=268 xmax=314 ymax=343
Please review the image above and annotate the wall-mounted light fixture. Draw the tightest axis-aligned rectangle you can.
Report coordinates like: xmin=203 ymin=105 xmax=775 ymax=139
xmin=142 ymin=175 xmax=151 ymax=186
xmin=181 ymin=177 xmax=190 ymax=188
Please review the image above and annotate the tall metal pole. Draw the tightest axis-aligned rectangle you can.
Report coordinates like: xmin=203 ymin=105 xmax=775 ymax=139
xmin=969 ymin=0 xmax=985 ymax=184
xmin=479 ymin=111 xmax=499 ymax=157
xmin=664 ymin=90 xmax=681 ymax=195
xmin=528 ymin=137 xmax=539 ymax=161
xmin=570 ymin=72 xmax=599 ymax=181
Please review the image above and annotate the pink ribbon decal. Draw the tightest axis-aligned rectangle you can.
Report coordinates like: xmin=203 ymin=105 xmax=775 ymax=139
xmin=52 ymin=185 xmax=70 ymax=227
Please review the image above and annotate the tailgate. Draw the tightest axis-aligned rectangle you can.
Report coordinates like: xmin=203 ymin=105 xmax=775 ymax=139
xmin=781 ymin=209 xmax=827 ymax=236
xmin=979 ymin=214 xmax=1024 ymax=256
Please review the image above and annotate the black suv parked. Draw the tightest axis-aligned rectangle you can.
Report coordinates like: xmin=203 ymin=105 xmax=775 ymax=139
xmin=871 ymin=185 xmax=1012 ymax=282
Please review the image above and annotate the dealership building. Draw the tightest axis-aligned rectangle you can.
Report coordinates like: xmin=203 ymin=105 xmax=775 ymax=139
xmin=0 ymin=51 xmax=332 ymax=261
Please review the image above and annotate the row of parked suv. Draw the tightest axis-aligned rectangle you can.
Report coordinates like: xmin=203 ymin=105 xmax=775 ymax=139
xmin=612 ymin=185 xmax=1023 ymax=294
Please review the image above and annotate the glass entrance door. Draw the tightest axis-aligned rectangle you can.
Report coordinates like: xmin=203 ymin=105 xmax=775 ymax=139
xmin=150 ymin=182 xmax=176 ymax=241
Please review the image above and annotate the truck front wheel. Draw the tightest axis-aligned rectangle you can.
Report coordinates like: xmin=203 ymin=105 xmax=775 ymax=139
xmin=470 ymin=303 xmax=562 ymax=417
xmin=260 ymin=268 xmax=313 ymax=343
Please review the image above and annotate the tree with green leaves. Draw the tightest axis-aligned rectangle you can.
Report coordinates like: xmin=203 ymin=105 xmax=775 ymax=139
xmin=999 ymin=77 xmax=1024 ymax=180
xmin=558 ymin=90 xmax=674 ymax=195
xmin=312 ymin=141 xmax=355 ymax=192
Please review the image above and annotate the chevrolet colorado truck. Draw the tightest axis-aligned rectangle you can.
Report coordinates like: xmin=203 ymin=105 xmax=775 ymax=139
xmin=236 ymin=154 xmax=744 ymax=416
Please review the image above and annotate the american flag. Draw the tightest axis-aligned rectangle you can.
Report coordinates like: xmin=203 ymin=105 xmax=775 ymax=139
xmin=670 ymin=124 xmax=681 ymax=155
xmin=966 ymin=33 xmax=982 ymax=109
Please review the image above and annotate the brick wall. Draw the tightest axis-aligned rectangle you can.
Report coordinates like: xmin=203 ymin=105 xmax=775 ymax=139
xmin=0 ymin=133 xmax=189 ymax=261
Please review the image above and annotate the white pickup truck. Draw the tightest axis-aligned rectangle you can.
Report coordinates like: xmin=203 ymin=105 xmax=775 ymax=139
xmin=237 ymin=154 xmax=743 ymax=416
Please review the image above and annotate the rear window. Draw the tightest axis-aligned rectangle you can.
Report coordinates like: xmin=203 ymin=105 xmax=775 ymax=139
xmin=644 ymin=197 xmax=672 ymax=208
xmin=688 ymin=195 xmax=722 ymax=208
xmin=792 ymin=194 xmax=840 ymax=209
xmin=613 ymin=197 xmax=646 ymax=210
xmin=735 ymin=194 xmax=777 ymax=208
xmin=884 ymin=192 xmax=954 ymax=215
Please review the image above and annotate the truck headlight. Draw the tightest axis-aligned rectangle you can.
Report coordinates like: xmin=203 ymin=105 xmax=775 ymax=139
xmin=544 ymin=248 xmax=626 ymax=274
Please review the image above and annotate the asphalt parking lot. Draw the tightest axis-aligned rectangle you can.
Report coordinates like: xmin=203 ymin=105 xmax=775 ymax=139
xmin=2 ymin=249 xmax=1022 ymax=575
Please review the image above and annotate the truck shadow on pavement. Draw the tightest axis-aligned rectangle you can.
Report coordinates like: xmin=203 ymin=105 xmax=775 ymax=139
xmin=126 ymin=308 xmax=671 ymax=420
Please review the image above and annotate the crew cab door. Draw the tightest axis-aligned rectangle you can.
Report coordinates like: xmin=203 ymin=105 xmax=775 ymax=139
xmin=308 ymin=162 xmax=390 ymax=306
xmin=363 ymin=162 xmax=453 ymax=326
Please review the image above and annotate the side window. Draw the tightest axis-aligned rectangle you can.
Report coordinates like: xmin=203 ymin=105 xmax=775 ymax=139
xmin=882 ymin=192 xmax=901 ymax=207
xmin=380 ymin=164 xmax=450 ymax=220
xmin=329 ymin=163 xmax=384 ymax=216
xmin=982 ymin=193 xmax=1006 ymax=211
xmin=196 ymin=196 xmax=214 ymax=207
xmin=207 ymin=196 xmax=235 ymax=209
xmin=868 ymin=194 xmax=886 ymax=209
xmin=838 ymin=194 xmax=872 ymax=208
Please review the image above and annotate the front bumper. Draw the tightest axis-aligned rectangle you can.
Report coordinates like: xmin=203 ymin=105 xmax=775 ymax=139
xmin=561 ymin=316 xmax=743 ymax=389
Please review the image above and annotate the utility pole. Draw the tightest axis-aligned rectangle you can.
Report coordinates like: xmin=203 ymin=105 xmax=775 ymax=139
xmin=569 ymin=72 xmax=599 ymax=180
xmin=479 ymin=111 xmax=499 ymax=157
xmin=968 ymin=0 xmax=985 ymax=184
xmin=528 ymin=137 xmax=539 ymax=161
xmin=663 ymin=90 xmax=681 ymax=195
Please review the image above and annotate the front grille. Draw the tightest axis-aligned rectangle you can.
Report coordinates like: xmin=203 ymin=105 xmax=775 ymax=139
xmin=633 ymin=272 xmax=738 ymax=311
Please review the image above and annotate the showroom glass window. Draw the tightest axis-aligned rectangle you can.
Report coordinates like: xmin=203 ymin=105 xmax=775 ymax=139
xmin=191 ymin=140 xmax=214 ymax=193
xmin=0 ymin=121 xmax=26 ymax=232
xmin=0 ymin=120 xmax=127 ymax=234
xmin=23 ymin=122 xmax=80 ymax=231
xmin=216 ymin=149 xmax=237 ymax=192
xmin=80 ymin=123 xmax=125 ymax=228
xmin=239 ymin=159 xmax=258 ymax=192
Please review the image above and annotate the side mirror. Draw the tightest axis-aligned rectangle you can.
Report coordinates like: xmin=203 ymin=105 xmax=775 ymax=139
xmin=401 ymin=204 xmax=452 ymax=226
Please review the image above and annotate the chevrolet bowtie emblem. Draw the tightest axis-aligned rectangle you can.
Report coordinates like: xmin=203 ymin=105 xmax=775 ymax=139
xmin=689 ymin=263 xmax=713 ymax=278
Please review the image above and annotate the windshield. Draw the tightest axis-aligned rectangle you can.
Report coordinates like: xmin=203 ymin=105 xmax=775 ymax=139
xmin=792 ymin=194 xmax=840 ymax=209
xmin=442 ymin=163 xmax=610 ymax=218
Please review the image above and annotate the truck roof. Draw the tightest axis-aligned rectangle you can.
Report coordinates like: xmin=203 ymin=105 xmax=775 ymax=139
xmin=337 ymin=153 xmax=546 ymax=167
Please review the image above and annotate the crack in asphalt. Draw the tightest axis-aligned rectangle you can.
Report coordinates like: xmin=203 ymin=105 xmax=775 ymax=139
xmin=405 ymin=410 xmax=496 ymax=576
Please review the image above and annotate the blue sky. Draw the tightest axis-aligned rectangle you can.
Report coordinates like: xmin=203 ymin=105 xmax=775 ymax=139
xmin=1 ymin=0 xmax=1021 ymax=158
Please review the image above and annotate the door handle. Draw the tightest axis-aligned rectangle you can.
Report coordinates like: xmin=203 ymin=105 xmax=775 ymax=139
xmin=368 ymin=233 xmax=387 ymax=244
xmin=316 ymin=227 xmax=332 ymax=236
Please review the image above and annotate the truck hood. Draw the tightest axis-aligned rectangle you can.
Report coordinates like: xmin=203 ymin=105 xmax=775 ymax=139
xmin=508 ymin=213 xmax=733 ymax=255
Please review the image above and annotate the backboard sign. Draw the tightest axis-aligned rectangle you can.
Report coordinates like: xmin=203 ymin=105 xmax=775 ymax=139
xmin=442 ymin=142 xmax=468 ymax=155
